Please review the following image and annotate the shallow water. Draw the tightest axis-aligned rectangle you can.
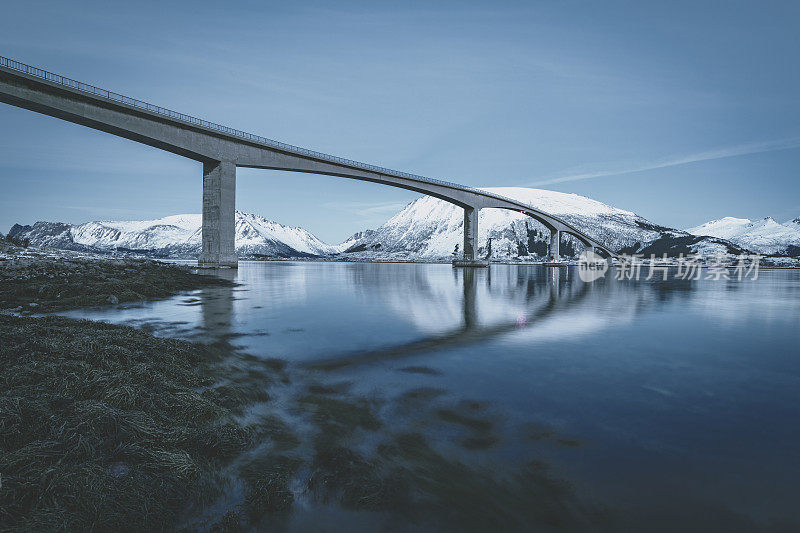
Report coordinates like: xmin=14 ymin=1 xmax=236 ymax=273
xmin=63 ymin=261 xmax=800 ymax=530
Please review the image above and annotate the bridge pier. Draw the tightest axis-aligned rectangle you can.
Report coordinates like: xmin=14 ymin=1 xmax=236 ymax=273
xmin=463 ymin=207 xmax=478 ymax=260
xmin=549 ymin=229 xmax=561 ymax=262
xmin=453 ymin=206 xmax=488 ymax=267
xmin=198 ymin=160 xmax=238 ymax=268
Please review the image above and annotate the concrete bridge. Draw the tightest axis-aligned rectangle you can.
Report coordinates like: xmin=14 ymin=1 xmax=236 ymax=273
xmin=0 ymin=55 xmax=617 ymax=267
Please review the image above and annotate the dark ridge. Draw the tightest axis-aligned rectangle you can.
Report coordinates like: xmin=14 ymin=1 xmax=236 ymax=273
xmin=622 ymin=235 xmax=750 ymax=257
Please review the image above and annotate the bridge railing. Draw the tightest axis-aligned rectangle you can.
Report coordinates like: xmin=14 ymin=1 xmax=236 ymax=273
xmin=0 ymin=55 xmax=471 ymax=190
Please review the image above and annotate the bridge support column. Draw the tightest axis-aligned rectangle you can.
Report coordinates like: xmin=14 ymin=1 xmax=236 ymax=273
xmin=463 ymin=207 xmax=478 ymax=261
xmin=550 ymin=229 xmax=560 ymax=262
xmin=453 ymin=206 xmax=487 ymax=267
xmin=199 ymin=160 xmax=238 ymax=268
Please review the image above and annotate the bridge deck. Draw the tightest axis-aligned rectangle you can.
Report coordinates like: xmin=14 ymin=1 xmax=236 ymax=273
xmin=0 ymin=55 xmax=467 ymax=191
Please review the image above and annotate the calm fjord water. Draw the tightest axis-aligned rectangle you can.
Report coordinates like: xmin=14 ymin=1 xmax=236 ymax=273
xmin=64 ymin=262 xmax=800 ymax=530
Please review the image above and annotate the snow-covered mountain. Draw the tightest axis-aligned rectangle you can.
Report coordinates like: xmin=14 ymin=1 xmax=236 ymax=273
xmin=8 ymin=211 xmax=339 ymax=258
xmin=341 ymin=187 xmax=744 ymax=259
xmin=9 ymin=188 xmax=772 ymax=261
xmin=686 ymin=216 xmax=800 ymax=256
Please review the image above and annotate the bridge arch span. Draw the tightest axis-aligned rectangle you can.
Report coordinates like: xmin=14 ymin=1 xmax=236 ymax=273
xmin=238 ymin=163 xmax=476 ymax=210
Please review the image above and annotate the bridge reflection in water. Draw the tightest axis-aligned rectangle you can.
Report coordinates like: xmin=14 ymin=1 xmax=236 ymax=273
xmin=179 ymin=262 xmax=663 ymax=368
xmin=61 ymin=262 xmax=697 ymax=365
xmin=303 ymin=266 xmax=593 ymax=370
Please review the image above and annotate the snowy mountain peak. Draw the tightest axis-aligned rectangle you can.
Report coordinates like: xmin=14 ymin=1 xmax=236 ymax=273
xmin=686 ymin=217 xmax=752 ymax=239
xmin=478 ymin=187 xmax=637 ymax=218
xmin=233 ymin=211 xmax=336 ymax=256
xmin=93 ymin=214 xmax=202 ymax=232
xmin=687 ymin=215 xmax=800 ymax=255
xmin=720 ymin=216 xmax=751 ymax=224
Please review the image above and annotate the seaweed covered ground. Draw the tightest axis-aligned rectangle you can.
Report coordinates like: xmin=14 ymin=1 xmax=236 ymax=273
xmin=0 ymin=244 xmax=231 ymax=313
xmin=0 ymin=314 xmax=285 ymax=532
xmin=0 ymin=246 xmax=262 ymax=531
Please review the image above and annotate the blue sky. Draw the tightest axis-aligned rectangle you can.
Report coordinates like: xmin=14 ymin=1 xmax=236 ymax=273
xmin=1 ymin=0 xmax=799 ymax=243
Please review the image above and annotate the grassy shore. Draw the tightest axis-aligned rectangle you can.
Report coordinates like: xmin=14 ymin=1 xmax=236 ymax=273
xmin=0 ymin=246 xmax=263 ymax=531
xmin=0 ymin=315 xmax=259 ymax=532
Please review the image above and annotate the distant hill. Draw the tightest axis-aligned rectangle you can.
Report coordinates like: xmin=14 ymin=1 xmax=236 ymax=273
xmin=686 ymin=216 xmax=800 ymax=256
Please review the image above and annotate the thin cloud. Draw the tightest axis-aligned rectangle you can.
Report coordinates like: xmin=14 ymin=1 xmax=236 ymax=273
xmin=527 ymin=137 xmax=800 ymax=186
